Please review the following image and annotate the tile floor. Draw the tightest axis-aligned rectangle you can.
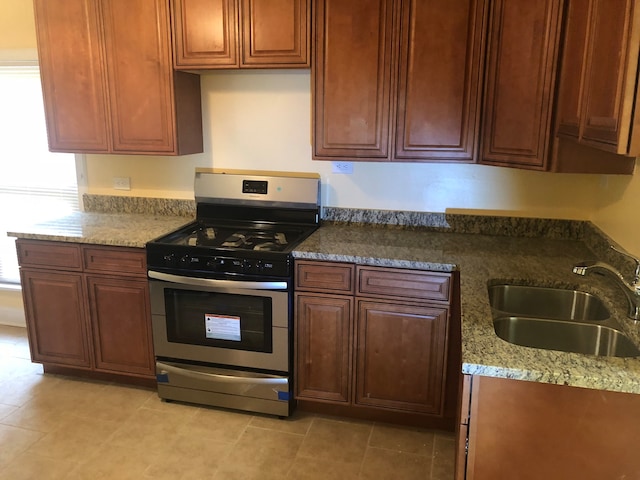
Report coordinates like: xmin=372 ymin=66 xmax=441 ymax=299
xmin=0 ymin=324 xmax=456 ymax=479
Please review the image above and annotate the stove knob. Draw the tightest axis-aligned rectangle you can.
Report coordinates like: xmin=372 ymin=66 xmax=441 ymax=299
xmin=179 ymin=254 xmax=191 ymax=265
xmin=163 ymin=253 xmax=175 ymax=266
xmin=206 ymin=257 xmax=225 ymax=270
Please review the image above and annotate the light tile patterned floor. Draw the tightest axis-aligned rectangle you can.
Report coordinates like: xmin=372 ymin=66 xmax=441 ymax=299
xmin=0 ymin=324 xmax=455 ymax=479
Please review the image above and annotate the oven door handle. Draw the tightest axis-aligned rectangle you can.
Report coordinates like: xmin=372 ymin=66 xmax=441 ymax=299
xmin=148 ymin=270 xmax=288 ymax=290
xmin=157 ymin=361 xmax=287 ymax=385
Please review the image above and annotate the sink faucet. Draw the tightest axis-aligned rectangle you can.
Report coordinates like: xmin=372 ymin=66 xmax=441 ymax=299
xmin=572 ymin=246 xmax=640 ymax=321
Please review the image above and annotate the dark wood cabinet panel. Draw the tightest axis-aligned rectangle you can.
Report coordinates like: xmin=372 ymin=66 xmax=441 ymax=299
xmin=580 ymin=0 xmax=637 ymax=151
xmin=480 ymin=0 xmax=563 ymax=169
xmin=555 ymin=0 xmax=592 ymax=139
xmin=33 ymin=0 xmax=203 ymax=155
xmin=313 ymin=0 xmax=487 ymax=162
xmin=241 ymin=0 xmax=309 ymax=67
xmin=20 ymin=269 xmax=91 ymax=368
xmin=395 ymin=0 xmax=487 ymax=161
xmin=357 ymin=266 xmax=450 ymax=302
xmin=87 ymin=276 xmax=154 ymax=376
xmin=296 ymin=260 xmax=354 ymax=294
xmin=294 ymin=260 xmax=458 ymax=427
xmin=33 ymin=0 xmax=110 ymax=152
xmin=295 ymin=293 xmax=352 ymax=402
xmin=172 ymin=0 xmax=309 ymax=69
xmin=17 ymin=239 xmax=155 ymax=383
xmin=462 ymin=376 xmax=640 ymax=480
xmin=313 ymin=0 xmax=394 ymax=159
xmin=355 ymin=300 xmax=448 ymax=414
xmin=172 ymin=0 xmax=239 ymax=68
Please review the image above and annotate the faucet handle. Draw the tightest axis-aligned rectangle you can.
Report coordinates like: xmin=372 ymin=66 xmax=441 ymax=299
xmin=611 ymin=245 xmax=640 ymax=285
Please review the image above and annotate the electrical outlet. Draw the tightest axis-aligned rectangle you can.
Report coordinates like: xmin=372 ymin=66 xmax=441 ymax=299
xmin=332 ymin=162 xmax=353 ymax=174
xmin=113 ymin=176 xmax=131 ymax=190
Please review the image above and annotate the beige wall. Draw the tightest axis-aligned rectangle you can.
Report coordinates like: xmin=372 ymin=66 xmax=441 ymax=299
xmin=0 ymin=0 xmax=36 ymax=56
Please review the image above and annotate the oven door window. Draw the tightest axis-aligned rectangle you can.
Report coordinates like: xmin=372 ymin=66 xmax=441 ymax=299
xmin=164 ymin=289 xmax=273 ymax=353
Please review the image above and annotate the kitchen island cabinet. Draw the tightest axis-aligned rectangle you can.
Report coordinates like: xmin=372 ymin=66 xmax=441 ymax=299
xmin=295 ymin=260 xmax=460 ymax=429
xmin=34 ymin=0 xmax=202 ymax=155
xmin=171 ymin=0 xmax=310 ymax=69
xmin=17 ymin=239 xmax=155 ymax=385
xmin=456 ymin=374 xmax=640 ymax=480
xmin=312 ymin=0 xmax=487 ymax=162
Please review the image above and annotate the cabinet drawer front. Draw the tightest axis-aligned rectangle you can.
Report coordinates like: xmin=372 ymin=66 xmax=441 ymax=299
xmin=83 ymin=246 xmax=146 ymax=275
xmin=295 ymin=261 xmax=355 ymax=293
xmin=17 ymin=240 xmax=83 ymax=270
xmin=357 ymin=267 xmax=451 ymax=302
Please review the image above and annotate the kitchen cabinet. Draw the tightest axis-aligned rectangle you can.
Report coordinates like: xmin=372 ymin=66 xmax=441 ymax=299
xmin=17 ymin=240 xmax=155 ymax=385
xmin=34 ymin=0 xmax=203 ymax=155
xmin=295 ymin=260 xmax=460 ymax=428
xmin=456 ymin=375 xmax=640 ymax=479
xmin=555 ymin=0 xmax=640 ymax=157
xmin=479 ymin=0 xmax=563 ymax=170
xmin=172 ymin=0 xmax=310 ymax=69
xmin=312 ymin=0 xmax=488 ymax=162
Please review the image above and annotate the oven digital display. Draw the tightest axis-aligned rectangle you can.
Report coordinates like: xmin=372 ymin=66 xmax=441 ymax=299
xmin=205 ymin=314 xmax=241 ymax=341
xmin=242 ymin=180 xmax=268 ymax=194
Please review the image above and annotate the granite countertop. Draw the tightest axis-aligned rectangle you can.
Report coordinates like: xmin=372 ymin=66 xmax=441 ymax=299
xmin=7 ymin=211 xmax=193 ymax=248
xmin=9 ymin=199 xmax=640 ymax=395
xmin=293 ymin=223 xmax=640 ymax=395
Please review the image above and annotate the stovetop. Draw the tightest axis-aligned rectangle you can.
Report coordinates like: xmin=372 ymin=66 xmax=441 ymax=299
xmin=146 ymin=169 xmax=320 ymax=279
xmin=163 ymin=223 xmax=309 ymax=253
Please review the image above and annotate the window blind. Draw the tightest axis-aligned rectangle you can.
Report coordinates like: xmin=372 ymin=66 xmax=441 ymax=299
xmin=0 ymin=66 xmax=80 ymax=284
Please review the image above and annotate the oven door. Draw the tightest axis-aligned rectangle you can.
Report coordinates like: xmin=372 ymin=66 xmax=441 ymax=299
xmin=148 ymin=271 xmax=290 ymax=373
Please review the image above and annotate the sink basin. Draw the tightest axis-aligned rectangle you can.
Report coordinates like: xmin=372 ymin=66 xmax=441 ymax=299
xmin=493 ymin=316 xmax=640 ymax=357
xmin=489 ymin=284 xmax=610 ymax=321
xmin=488 ymin=284 xmax=640 ymax=357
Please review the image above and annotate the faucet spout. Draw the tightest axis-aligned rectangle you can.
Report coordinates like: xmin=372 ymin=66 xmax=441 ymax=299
xmin=572 ymin=260 xmax=640 ymax=321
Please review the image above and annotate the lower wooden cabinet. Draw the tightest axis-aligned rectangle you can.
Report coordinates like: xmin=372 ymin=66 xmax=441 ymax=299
xmin=456 ymin=375 xmax=640 ymax=479
xmin=295 ymin=260 xmax=460 ymax=428
xmin=17 ymin=239 xmax=155 ymax=384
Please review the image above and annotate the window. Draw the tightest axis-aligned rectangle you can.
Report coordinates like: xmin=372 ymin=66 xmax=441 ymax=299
xmin=0 ymin=65 xmax=81 ymax=284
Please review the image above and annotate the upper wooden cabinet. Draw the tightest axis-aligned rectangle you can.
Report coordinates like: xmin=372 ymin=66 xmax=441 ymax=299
xmin=312 ymin=0 xmax=488 ymax=162
xmin=34 ymin=0 xmax=203 ymax=155
xmin=555 ymin=0 xmax=640 ymax=157
xmin=172 ymin=0 xmax=310 ymax=69
xmin=479 ymin=0 xmax=563 ymax=170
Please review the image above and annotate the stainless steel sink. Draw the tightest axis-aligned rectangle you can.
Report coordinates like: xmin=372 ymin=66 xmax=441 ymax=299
xmin=493 ymin=316 xmax=640 ymax=357
xmin=488 ymin=284 xmax=640 ymax=357
xmin=489 ymin=284 xmax=610 ymax=321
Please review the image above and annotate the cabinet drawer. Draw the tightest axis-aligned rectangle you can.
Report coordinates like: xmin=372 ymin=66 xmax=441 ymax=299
xmin=295 ymin=261 xmax=355 ymax=294
xmin=17 ymin=240 xmax=82 ymax=271
xmin=83 ymin=246 xmax=147 ymax=276
xmin=357 ymin=267 xmax=451 ymax=302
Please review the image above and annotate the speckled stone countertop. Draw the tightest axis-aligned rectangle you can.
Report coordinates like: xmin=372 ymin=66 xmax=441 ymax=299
xmin=6 ymin=194 xmax=194 ymax=248
xmin=294 ymin=210 xmax=640 ymax=395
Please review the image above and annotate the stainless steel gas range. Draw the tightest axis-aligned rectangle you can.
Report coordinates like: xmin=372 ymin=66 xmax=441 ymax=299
xmin=146 ymin=169 xmax=320 ymax=417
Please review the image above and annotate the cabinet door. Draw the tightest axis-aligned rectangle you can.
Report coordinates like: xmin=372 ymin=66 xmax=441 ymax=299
xmin=466 ymin=376 xmax=640 ymax=480
xmin=313 ymin=0 xmax=394 ymax=160
xmin=395 ymin=0 xmax=487 ymax=161
xmin=87 ymin=276 xmax=154 ymax=377
xmin=555 ymin=0 xmax=593 ymax=139
xmin=20 ymin=269 xmax=91 ymax=368
xmin=480 ymin=0 xmax=563 ymax=169
xmin=580 ymin=0 xmax=638 ymax=153
xmin=101 ymin=0 xmax=177 ymax=153
xmin=241 ymin=0 xmax=309 ymax=67
xmin=355 ymin=300 xmax=448 ymax=414
xmin=295 ymin=293 xmax=352 ymax=403
xmin=172 ymin=0 xmax=239 ymax=68
xmin=33 ymin=0 xmax=110 ymax=152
